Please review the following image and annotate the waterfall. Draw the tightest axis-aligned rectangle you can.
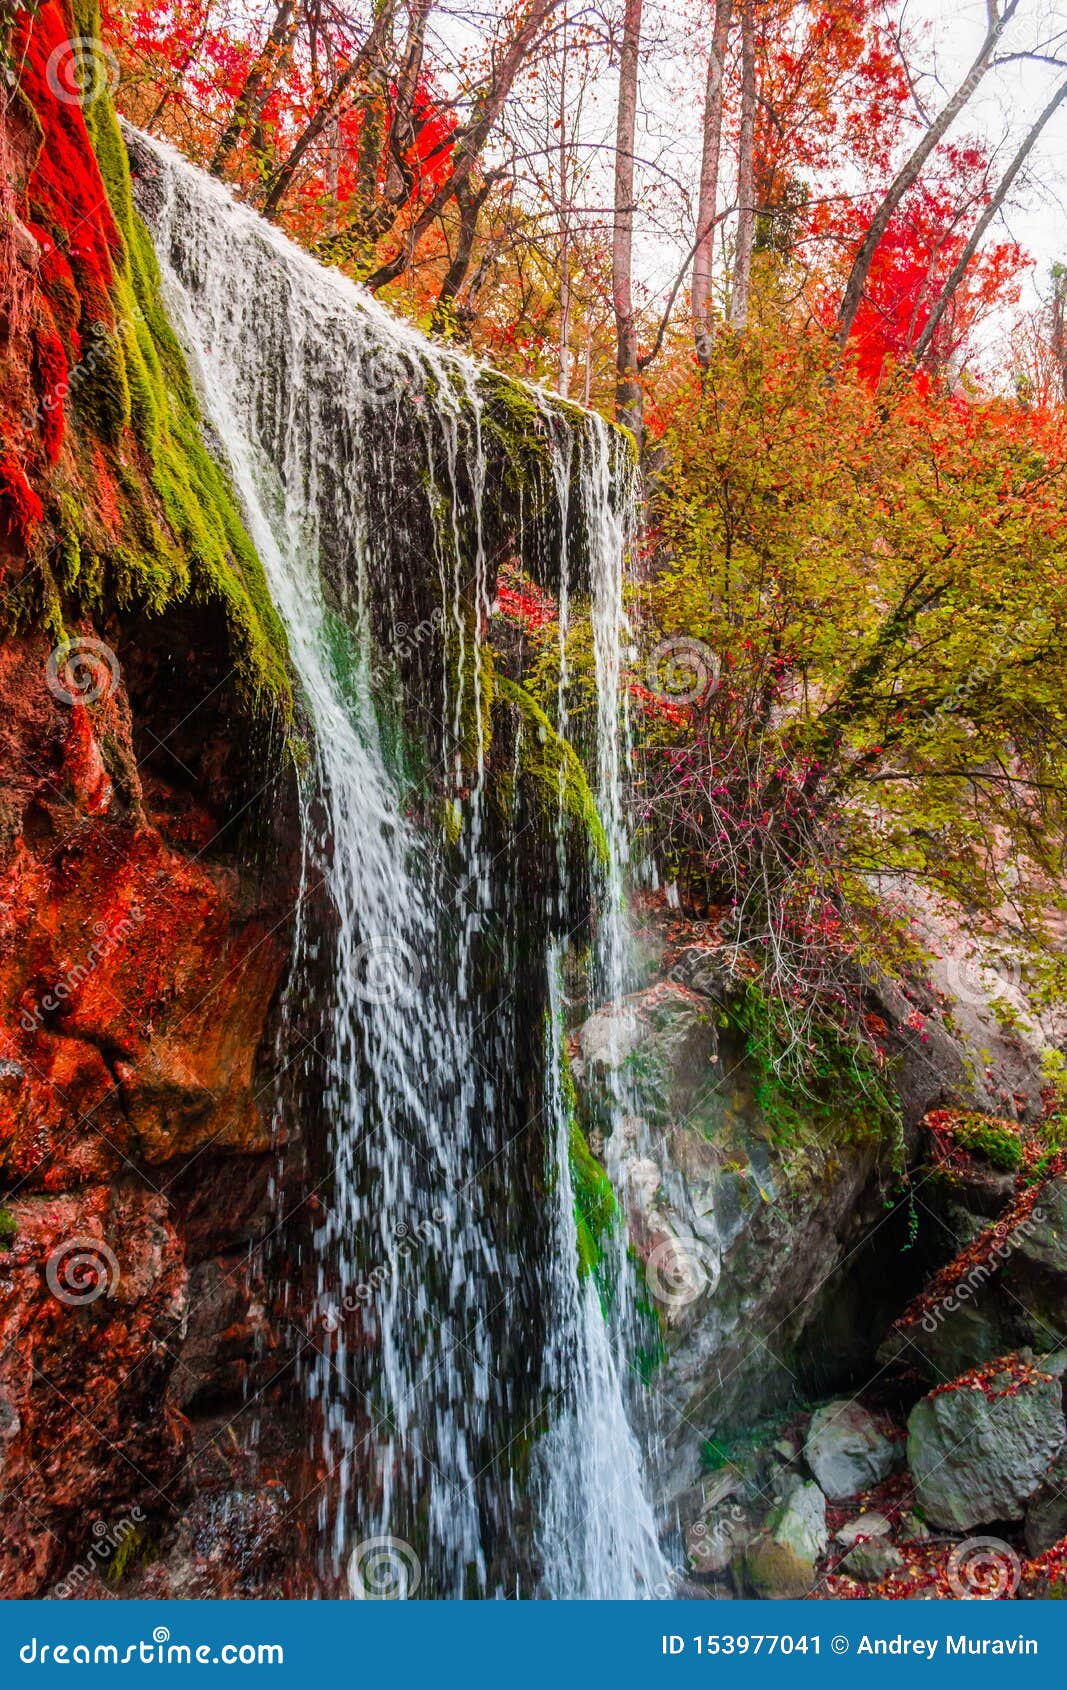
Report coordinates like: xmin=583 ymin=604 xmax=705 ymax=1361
xmin=129 ymin=129 xmax=670 ymax=1600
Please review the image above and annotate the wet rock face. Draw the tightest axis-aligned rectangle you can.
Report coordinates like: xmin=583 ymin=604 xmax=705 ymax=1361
xmin=0 ymin=627 xmax=300 ymax=1595
xmin=571 ymin=973 xmax=893 ymax=1492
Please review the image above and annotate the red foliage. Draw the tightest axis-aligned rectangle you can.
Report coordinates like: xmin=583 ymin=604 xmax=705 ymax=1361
xmin=811 ymin=143 xmax=1028 ymax=382
xmin=32 ymin=324 xmax=71 ymax=464
xmin=927 ymin=1352 xmax=1053 ymax=1404
xmin=3 ymin=0 xmax=123 ymax=490
xmin=0 ymin=453 xmax=45 ymax=543
xmin=494 ymin=563 xmax=558 ymax=633
xmin=892 ymin=1128 xmax=1065 ymax=1334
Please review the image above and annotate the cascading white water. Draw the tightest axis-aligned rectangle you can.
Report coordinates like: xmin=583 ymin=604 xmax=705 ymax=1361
xmin=130 ymin=128 xmax=670 ymax=1598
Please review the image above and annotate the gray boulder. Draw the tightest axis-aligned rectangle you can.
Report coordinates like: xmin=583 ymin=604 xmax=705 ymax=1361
xmin=743 ymin=1480 xmax=828 ymax=1599
xmin=804 ymin=1400 xmax=899 ymax=1500
xmin=836 ymin=1510 xmax=892 ymax=1547
xmin=1025 ymin=1452 xmax=1067 ymax=1556
xmin=908 ymin=1361 xmax=1065 ymax=1529
xmin=842 ymin=1540 xmax=902 ymax=1582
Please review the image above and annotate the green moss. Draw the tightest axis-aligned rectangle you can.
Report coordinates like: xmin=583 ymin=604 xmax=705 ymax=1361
xmin=0 ymin=1207 xmax=17 ymax=1250
xmin=33 ymin=0 xmax=293 ymax=714
xmin=700 ymin=1437 xmax=733 ymax=1472
xmin=949 ymin=1111 xmax=1024 ymax=1171
xmin=494 ymin=676 xmax=608 ymax=864
xmin=105 ymin=1523 xmax=157 ymax=1583
xmin=729 ymin=978 xmax=900 ymax=1153
xmin=570 ymin=1119 xmax=617 ymax=1279
xmin=478 ymin=369 xmax=552 ymax=496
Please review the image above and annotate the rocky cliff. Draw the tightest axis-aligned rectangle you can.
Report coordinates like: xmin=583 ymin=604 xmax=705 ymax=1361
xmin=0 ymin=0 xmax=305 ymax=1596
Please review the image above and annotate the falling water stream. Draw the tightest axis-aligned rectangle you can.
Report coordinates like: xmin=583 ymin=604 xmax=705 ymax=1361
xmin=130 ymin=130 xmax=670 ymax=1599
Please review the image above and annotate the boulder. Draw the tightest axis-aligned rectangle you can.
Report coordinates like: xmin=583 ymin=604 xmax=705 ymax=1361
xmin=1025 ymin=1453 xmax=1067 ymax=1556
xmin=1012 ymin=1179 xmax=1067 ymax=1278
xmin=836 ymin=1510 xmax=892 ymax=1548
xmin=743 ymin=1480 xmax=827 ymax=1599
xmin=907 ymin=1361 xmax=1065 ymax=1529
xmin=686 ymin=1502 xmax=756 ymax=1577
xmin=803 ymin=1400 xmax=899 ymax=1499
xmin=842 ymin=1540 xmax=902 ymax=1582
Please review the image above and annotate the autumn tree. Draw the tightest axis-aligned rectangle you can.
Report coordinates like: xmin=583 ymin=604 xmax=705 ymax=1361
xmin=635 ymin=322 xmax=1067 ymax=1052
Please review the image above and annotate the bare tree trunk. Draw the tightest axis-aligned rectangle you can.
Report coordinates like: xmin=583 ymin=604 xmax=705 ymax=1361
xmin=612 ymin=0 xmax=643 ymax=446
xmin=386 ymin=0 xmax=433 ymax=199
xmin=836 ymin=0 xmax=1020 ymax=347
xmin=431 ymin=177 xmax=491 ymax=334
xmin=1052 ymin=266 xmax=1067 ymax=402
xmin=692 ymin=0 xmax=733 ymax=366
xmin=728 ymin=0 xmax=755 ymax=332
xmin=556 ymin=1 xmax=572 ymax=396
xmin=911 ymin=74 xmax=1067 ymax=368
xmin=210 ymin=0 xmax=297 ymax=177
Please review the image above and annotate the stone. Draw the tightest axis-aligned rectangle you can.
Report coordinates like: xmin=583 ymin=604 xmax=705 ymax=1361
xmin=1014 ymin=1179 xmax=1067 ymax=1278
xmin=686 ymin=1502 xmax=755 ymax=1576
xmin=907 ymin=1361 xmax=1066 ymax=1529
xmin=744 ymin=1479 xmax=828 ymax=1598
xmin=836 ymin=1510 xmax=892 ymax=1548
xmin=1025 ymin=1453 xmax=1067 ymax=1556
xmin=842 ymin=1540 xmax=902 ymax=1582
xmin=898 ymin=1511 xmax=931 ymax=1541
xmin=803 ymin=1400 xmax=899 ymax=1499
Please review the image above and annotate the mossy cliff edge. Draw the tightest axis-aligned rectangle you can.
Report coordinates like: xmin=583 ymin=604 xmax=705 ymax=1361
xmin=1 ymin=0 xmax=291 ymax=708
